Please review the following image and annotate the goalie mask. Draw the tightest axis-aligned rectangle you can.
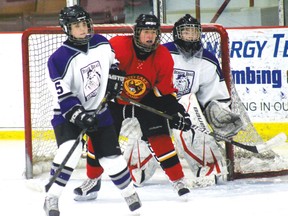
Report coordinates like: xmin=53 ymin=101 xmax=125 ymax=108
xmin=133 ymin=14 xmax=161 ymax=53
xmin=59 ymin=5 xmax=94 ymax=45
xmin=173 ymin=14 xmax=202 ymax=56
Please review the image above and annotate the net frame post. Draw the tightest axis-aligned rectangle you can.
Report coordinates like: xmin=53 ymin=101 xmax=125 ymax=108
xmin=22 ymin=29 xmax=33 ymax=179
xmin=22 ymin=27 xmax=64 ymax=179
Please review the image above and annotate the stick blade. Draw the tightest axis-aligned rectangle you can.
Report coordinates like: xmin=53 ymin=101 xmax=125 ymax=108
xmin=45 ymin=182 xmax=52 ymax=192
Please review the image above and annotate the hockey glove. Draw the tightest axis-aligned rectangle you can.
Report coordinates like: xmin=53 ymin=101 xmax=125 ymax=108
xmin=106 ymin=67 xmax=125 ymax=100
xmin=68 ymin=106 xmax=98 ymax=132
xmin=169 ymin=110 xmax=192 ymax=132
xmin=158 ymin=94 xmax=192 ymax=132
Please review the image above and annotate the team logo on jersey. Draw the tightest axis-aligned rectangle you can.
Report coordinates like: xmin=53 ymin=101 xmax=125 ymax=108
xmin=174 ymin=68 xmax=195 ymax=97
xmin=123 ymin=74 xmax=151 ymax=100
xmin=81 ymin=61 xmax=101 ymax=101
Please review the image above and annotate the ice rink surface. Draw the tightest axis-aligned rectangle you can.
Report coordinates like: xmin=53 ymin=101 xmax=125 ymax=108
xmin=1 ymin=140 xmax=288 ymax=216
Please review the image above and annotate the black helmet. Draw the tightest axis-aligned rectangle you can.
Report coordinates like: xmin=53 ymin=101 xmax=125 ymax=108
xmin=59 ymin=5 xmax=94 ymax=45
xmin=133 ymin=14 xmax=161 ymax=53
xmin=173 ymin=14 xmax=202 ymax=55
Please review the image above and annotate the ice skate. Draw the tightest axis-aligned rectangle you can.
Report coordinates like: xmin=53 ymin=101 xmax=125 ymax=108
xmin=74 ymin=177 xmax=101 ymax=201
xmin=172 ymin=178 xmax=190 ymax=196
xmin=43 ymin=195 xmax=59 ymax=216
xmin=121 ymin=183 xmax=142 ymax=212
xmin=124 ymin=192 xmax=142 ymax=211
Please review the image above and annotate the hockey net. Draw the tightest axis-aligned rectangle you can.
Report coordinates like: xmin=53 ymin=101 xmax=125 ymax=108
xmin=22 ymin=24 xmax=288 ymax=180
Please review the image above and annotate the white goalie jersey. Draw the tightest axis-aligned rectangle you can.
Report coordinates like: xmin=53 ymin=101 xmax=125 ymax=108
xmin=169 ymin=45 xmax=231 ymax=107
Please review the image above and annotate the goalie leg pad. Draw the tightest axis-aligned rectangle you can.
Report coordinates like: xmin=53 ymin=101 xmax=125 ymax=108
xmin=128 ymin=140 xmax=158 ymax=186
xmin=119 ymin=117 xmax=158 ymax=186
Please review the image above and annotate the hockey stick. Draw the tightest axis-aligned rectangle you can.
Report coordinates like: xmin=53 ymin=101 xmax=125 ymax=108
xmin=45 ymin=93 xmax=110 ymax=192
xmin=117 ymin=95 xmax=287 ymax=154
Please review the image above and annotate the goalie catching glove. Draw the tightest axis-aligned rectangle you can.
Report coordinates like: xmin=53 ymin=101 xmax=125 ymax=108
xmin=106 ymin=66 xmax=125 ymax=100
xmin=204 ymin=100 xmax=244 ymax=138
xmin=66 ymin=106 xmax=98 ymax=132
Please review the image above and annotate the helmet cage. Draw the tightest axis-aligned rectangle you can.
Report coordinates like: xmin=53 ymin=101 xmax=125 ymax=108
xmin=174 ymin=24 xmax=201 ymax=42
xmin=65 ymin=18 xmax=94 ymax=45
xmin=133 ymin=14 xmax=161 ymax=53
xmin=134 ymin=27 xmax=161 ymax=53
xmin=174 ymin=23 xmax=202 ymax=53
xmin=59 ymin=6 xmax=94 ymax=45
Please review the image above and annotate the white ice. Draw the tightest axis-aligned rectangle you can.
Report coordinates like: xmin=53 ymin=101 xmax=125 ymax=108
xmin=1 ymin=140 xmax=288 ymax=216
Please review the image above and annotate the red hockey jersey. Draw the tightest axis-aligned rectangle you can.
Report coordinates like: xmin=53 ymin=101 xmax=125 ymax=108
xmin=109 ymin=35 xmax=177 ymax=104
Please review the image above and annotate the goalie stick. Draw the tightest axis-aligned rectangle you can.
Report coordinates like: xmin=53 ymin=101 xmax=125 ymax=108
xmin=45 ymin=93 xmax=110 ymax=192
xmin=117 ymin=95 xmax=287 ymax=154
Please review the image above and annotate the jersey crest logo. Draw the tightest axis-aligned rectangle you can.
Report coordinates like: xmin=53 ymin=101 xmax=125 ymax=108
xmin=174 ymin=69 xmax=195 ymax=97
xmin=81 ymin=61 xmax=101 ymax=101
xmin=123 ymin=74 xmax=151 ymax=100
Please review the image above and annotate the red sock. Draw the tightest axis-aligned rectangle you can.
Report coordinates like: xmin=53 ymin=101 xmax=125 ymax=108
xmin=163 ymin=163 xmax=184 ymax=182
xmin=148 ymin=134 xmax=184 ymax=182
xmin=87 ymin=163 xmax=104 ymax=179
xmin=86 ymin=137 xmax=104 ymax=179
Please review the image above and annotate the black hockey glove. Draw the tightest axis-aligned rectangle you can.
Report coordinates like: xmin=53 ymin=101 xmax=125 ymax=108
xmin=159 ymin=94 xmax=192 ymax=132
xmin=67 ymin=106 xmax=98 ymax=132
xmin=106 ymin=67 xmax=125 ymax=100
xmin=169 ymin=109 xmax=192 ymax=132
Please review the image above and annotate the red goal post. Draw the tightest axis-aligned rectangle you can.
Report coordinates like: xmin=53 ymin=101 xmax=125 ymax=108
xmin=22 ymin=24 xmax=288 ymax=180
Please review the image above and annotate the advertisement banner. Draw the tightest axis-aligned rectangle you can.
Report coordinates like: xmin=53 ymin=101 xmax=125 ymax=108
xmin=228 ymin=28 xmax=288 ymax=123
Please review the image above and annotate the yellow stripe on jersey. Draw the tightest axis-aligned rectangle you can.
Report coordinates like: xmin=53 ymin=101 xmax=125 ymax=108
xmin=157 ymin=150 xmax=177 ymax=162
xmin=87 ymin=151 xmax=96 ymax=159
